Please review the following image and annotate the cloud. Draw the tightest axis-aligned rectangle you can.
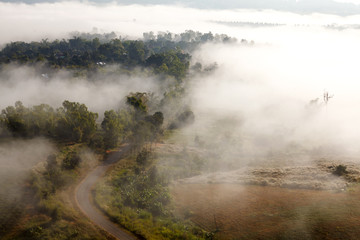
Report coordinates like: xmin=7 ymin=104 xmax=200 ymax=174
xmin=1 ymin=1 xmax=360 ymax=46
xmin=334 ymin=0 xmax=360 ymax=5
xmin=2 ymin=0 xmax=360 ymax=15
xmin=0 ymin=65 xmax=162 ymax=116
xmin=188 ymin=26 xmax=360 ymax=159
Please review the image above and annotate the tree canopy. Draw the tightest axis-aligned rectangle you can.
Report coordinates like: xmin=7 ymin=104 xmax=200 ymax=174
xmin=0 ymin=100 xmax=98 ymax=143
xmin=0 ymin=31 xmax=236 ymax=81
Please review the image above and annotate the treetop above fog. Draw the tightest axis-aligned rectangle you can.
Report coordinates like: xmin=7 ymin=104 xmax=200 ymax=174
xmin=0 ymin=31 xmax=236 ymax=80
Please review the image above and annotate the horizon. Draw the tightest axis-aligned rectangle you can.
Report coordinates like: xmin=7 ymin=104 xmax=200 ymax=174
xmin=1 ymin=0 xmax=360 ymax=16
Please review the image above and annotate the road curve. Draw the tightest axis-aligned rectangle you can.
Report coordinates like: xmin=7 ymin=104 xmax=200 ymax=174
xmin=75 ymin=147 xmax=137 ymax=240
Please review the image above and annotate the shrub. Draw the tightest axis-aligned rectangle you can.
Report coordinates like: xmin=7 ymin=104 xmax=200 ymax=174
xmin=62 ymin=151 xmax=81 ymax=170
xmin=169 ymin=110 xmax=195 ymax=129
xmin=333 ymin=165 xmax=348 ymax=176
xmin=136 ymin=149 xmax=150 ymax=166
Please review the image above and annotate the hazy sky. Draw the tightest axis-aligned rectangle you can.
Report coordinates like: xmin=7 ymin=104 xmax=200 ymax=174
xmin=2 ymin=1 xmax=360 ymax=46
xmin=1 ymin=0 xmax=360 ymax=15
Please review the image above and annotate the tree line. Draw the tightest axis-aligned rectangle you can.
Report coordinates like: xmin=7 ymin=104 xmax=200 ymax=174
xmin=0 ymin=93 xmax=168 ymax=151
xmin=0 ymin=31 xmax=236 ymax=80
xmin=0 ymin=100 xmax=98 ymax=142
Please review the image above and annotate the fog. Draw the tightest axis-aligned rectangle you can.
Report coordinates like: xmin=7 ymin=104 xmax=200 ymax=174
xmin=2 ymin=1 xmax=360 ymax=158
xmin=2 ymin=0 xmax=360 ymax=16
xmin=2 ymin=2 xmax=360 ymax=238
xmin=3 ymin=1 xmax=360 ymax=45
xmin=0 ymin=138 xmax=54 ymax=171
xmin=0 ymin=64 xmax=162 ymax=115
xmin=0 ymin=138 xmax=55 ymax=206
xmin=189 ymin=36 xmax=360 ymax=159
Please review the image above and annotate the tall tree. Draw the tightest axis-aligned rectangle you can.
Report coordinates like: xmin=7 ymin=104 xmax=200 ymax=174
xmin=56 ymin=100 xmax=98 ymax=142
xmin=1 ymin=101 xmax=27 ymax=137
xmin=101 ymin=110 xmax=123 ymax=149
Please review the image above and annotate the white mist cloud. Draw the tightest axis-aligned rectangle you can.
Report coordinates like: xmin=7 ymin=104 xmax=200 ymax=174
xmin=190 ymin=28 xmax=360 ymax=157
xmin=2 ymin=1 xmax=360 ymax=45
xmin=0 ymin=138 xmax=54 ymax=169
xmin=2 ymin=1 xmax=360 ymax=158
xmin=0 ymin=65 xmax=162 ymax=115
xmin=334 ymin=0 xmax=360 ymax=4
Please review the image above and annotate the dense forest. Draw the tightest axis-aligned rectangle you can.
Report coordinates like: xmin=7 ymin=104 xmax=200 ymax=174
xmin=0 ymin=30 xmax=235 ymax=80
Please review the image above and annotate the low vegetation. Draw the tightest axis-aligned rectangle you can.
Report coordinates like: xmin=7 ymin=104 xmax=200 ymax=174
xmin=0 ymin=143 xmax=110 ymax=240
xmin=94 ymin=150 xmax=212 ymax=240
xmin=333 ymin=164 xmax=348 ymax=176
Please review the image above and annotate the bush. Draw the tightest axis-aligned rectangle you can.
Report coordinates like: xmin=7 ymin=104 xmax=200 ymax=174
xmin=136 ymin=149 xmax=150 ymax=166
xmin=62 ymin=151 xmax=81 ymax=170
xmin=169 ymin=110 xmax=195 ymax=129
xmin=333 ymin=165 xmax=348 ymax=176
xmin=88 ymin=133 xmax=104 ymax=150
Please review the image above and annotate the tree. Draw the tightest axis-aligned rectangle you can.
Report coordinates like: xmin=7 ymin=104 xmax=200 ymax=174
xmin=45 ymin=154 xmax=65 ymax=191
xmin=145 ymin=111 xmax=164 ymax=144
xmin=126 ymin=92 xmax=149 ymax=115
xmin=101 ymin=110 xmax=123 ymax=149
xmin=131 ymin=120 xmax=153 ymax=152
xmin=62 ymin=151 xmax=81 ymax=170
xmin=151 ymin=112 xmax=164 ymax=128
xmin=27 ymin=104 xmax=56 ymax=137
xmin=55 ymin=100 xmax=98 ymax=142
xmin=146 ymin=51 xmax=190 ymax=80
xmin=123 ymin=40 xmax=146 ymax=65
xmin=1 ymin=101 xmax=27 ymax=137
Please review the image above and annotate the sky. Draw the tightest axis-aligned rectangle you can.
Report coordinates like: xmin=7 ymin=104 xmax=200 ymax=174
xmin=2 ymin=1 xmax=360 ymax=45
xmin=1 ymin=0 xmax=360 ymax=15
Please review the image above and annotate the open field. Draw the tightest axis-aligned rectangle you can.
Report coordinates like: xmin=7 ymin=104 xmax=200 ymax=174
xmin=171 ymin=183 xmax=360 ymax=240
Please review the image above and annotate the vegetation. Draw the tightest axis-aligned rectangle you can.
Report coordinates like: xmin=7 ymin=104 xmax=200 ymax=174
xmin=0 ymin=31 xmax=235 ymax=81
xmin=94 ymin=153 xmax=211 ymax=240
xmin=0 ymin=100 xmax=98 ymax=143
xmin=0 ymin=176 xmax=25 ymax=237
xmin=101 ymin=109 xmax=131 ymax=149
xmin=0 ymin=94 xmax=200 ymax=239
xmin=333 ymin=165 xmax=348 ymax=176
xmin=0 ymin=142 xmax=109 ymax=240
xmin=0 ymin=30 xmax=236 ymax=239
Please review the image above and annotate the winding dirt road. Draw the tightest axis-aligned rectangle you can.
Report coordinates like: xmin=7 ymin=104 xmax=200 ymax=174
xmin=75 ymin=147 xmax=137 ymax=240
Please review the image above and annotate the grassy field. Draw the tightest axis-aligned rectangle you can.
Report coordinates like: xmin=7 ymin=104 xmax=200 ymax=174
xmin=171 ymin=183 xmax=360 ymax=240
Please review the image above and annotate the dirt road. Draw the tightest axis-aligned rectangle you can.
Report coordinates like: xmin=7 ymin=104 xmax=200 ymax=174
xmin=75 ymin=147 xmax=137 ymax=240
